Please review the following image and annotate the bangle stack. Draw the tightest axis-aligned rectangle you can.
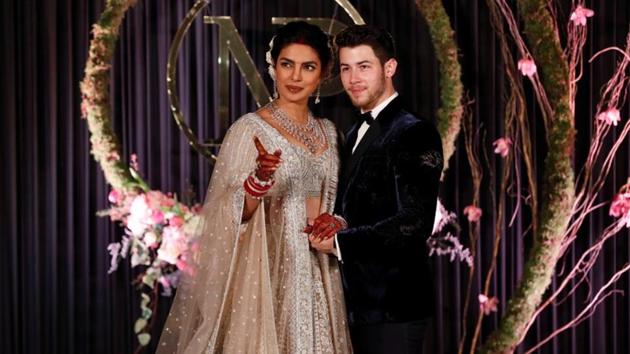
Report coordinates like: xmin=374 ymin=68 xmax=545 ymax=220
xmin=243 ymin=172 xmax=274 ymax=199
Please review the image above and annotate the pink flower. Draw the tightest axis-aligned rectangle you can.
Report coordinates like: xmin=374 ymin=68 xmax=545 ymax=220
xmin=518 ymin=58 xmax=537 ymax=77
xmin=570 ymin=5 xmax=594 ymax=26
xmin=479 ymin=294 xmax=499 ymax=315
xmin=170 ymin=215 xmax=184 ymax=227
xmin=130 ymin=153 xmax=139 ymax=171
xmin=597 ymin=108 xmax=621 ymax=126
xmin=108 ymin=189 xmax=122 ymax=204
xmin=610 ymin=192 xmax=630 ymax=221
xmin=463 ymin=205 xmax=483 ymax=222
xmin=146 ymin=190 xmax=175 ymax=209
xmin=151 ymin=210 xmax=165 ymax=224
xmin=80 ymin=99 xmax=90 ymax=119
xmin=176 ymin=259 xmax=195 ymax=276
xmin=493 ymin=137 xmax=512 ymax=158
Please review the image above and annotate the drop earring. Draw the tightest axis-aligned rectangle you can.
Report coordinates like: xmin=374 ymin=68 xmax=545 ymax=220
xmin=315 ymin=86 xmax=321 ymax=104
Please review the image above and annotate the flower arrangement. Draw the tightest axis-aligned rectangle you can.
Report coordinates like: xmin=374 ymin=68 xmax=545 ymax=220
xmin=99 ymin=155 xmax=201 ymax=346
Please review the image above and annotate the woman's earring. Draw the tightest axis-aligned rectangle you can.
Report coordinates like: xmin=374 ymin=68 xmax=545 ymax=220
xmin=315 ymin=86 xmax=321 ymax=104
xmin=273 ymin=81 xmax=278 ymax=99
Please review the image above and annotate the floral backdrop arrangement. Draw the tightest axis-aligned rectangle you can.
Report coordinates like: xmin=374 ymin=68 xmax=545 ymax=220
xmin=79 ymin=0 xmax=202 ymax=349
xmin=100 ymin=156 xmax=201 ymax=346
xmin=80 ymin=0 xmax=630 ymax=352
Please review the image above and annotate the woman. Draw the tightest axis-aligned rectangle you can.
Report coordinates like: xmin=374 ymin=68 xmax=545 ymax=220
xmin=157 ymin=21 xmax=352 ymax=353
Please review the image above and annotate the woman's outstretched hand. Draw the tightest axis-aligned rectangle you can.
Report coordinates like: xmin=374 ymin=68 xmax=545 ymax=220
xmin=253 ymin=136 xmax=282 ymax=181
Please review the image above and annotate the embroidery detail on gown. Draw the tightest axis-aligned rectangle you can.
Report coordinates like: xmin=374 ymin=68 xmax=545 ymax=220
xmin=156 ymin=113 xmax=352 ymax=354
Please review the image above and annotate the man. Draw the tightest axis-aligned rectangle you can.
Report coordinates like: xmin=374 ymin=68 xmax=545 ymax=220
xmin=308 ymin=25 xmax=443 ymax=353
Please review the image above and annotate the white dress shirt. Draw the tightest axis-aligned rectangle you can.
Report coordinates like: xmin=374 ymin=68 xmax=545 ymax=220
xmin=351 ymin=92 xmax=399 ymax=153
xmin=335 ymin=92 xmax=399 ymax=261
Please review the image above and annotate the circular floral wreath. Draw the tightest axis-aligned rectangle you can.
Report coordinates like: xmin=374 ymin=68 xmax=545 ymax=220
xmin=80 ymin=0 xmax=201 ymax=348
xmin=79 ymin=0 xmax=471 ymax=349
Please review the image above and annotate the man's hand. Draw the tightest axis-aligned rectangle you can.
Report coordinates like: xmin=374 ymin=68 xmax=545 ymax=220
xmin=309 ymin=234 xmax=336 ymax=255
xmin=303 ymin=213 xmax=346 ymax=241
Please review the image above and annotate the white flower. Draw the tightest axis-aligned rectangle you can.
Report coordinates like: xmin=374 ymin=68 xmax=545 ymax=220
xmin=266 ymin=36 xmax=276 ymax=80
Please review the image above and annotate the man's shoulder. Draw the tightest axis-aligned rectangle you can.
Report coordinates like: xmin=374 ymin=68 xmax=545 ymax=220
xmin=390 ymin=109 xmax=438 ymax=136
xmin=385 ymin=110 xmax=442 ymax=153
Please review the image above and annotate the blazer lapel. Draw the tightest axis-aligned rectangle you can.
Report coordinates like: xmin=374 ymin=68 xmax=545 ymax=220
xmin=345 ymin=121 xmax=381 ymax=182
xmin=341 ymin=123 xmax=359 ymax=184
xmin=344 ymin=97 xmax=403 ymax=185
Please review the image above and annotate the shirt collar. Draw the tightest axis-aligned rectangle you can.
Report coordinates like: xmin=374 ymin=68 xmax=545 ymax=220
xmin=361 ymin=92 xmax=399 ymax=119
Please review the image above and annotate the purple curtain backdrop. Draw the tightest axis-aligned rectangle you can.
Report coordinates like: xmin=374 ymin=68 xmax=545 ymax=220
xmin=2 ymin=0 xmax=629 ymax=353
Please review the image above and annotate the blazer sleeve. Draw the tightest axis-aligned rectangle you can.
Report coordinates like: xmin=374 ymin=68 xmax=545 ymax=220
xmin=336 ymin=120 xmax=443 ymax=259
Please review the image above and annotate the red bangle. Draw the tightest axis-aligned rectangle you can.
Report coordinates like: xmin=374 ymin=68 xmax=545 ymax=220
xmin=243 ymin=173 xmax=274 ymax=199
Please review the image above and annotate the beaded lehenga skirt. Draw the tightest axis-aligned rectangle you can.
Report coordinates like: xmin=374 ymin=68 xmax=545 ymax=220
xmin=157 ymin=113 xmax=352 ymax=354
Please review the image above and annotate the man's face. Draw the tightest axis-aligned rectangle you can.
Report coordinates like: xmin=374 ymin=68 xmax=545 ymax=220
xmin=339 ymin=45 xmax=394 ymax=111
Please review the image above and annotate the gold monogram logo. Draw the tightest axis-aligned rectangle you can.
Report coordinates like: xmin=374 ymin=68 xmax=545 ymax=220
xmin=167 ymin=0 xmax=365 ymax=161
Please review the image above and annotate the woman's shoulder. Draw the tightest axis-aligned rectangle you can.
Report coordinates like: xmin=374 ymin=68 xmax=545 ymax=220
xmin=225 ymin=112 xmax=269 ymax=136
xmin=229 ymin=112 xmax=260 ymax=129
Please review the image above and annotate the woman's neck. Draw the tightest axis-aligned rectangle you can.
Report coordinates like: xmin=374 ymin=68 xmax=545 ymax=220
xmin=275 ymin=98 xmax=309 ymax=124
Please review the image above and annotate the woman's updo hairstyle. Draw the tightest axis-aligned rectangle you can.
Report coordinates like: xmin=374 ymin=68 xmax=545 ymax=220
xmin=268 ymin=21 xmax=332 ymax=77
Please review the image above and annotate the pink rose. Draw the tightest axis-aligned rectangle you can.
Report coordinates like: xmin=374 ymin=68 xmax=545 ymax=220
xmin=108 ymin=189 xmax=122 ymax=204
xmin=170 ymin=215 xmax=184 ymax=227
xmin=151 ymin=210 xmax=165 ymax=225
xmin=463 ymin=205 xmax=483 ymax=222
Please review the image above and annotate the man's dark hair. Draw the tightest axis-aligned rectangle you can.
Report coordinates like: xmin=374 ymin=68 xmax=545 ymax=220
xmin=270 ymin=21 xmax=332 ymax=73
xmin=334 ymin=25 xmax=396 ymax=65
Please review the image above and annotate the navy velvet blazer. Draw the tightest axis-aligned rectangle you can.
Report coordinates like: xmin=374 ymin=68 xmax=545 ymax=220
xmin=335 ymin=97 xmax=443 ymax=326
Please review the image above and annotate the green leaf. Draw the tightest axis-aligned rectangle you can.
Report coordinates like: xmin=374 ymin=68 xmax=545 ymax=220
xmin=141 ymin=293 xmax=151 ymax=307
xmin=134 ymin=318 xmax=147 ymax=333
xmin=129 ymin=167 xmax=150 ymax=192
xmin=137 ymin=333 xmax=151 ymax=346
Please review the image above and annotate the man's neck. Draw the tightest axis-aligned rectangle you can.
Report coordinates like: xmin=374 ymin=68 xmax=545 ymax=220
xmin=361 ymin=91 xmax=398 ymax=117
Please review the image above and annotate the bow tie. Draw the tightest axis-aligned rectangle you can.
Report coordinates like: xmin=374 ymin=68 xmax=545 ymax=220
xmin=357 ymin=111 xmax=374 ymax=126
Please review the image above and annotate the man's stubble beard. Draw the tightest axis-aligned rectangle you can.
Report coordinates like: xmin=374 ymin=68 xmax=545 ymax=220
xmin=356 ymin=72 xmax=387 ymax=111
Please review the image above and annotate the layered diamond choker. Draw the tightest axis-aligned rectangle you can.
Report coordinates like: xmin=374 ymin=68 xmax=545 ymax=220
xmin=267 ymin=101 xmax=325 ymax=154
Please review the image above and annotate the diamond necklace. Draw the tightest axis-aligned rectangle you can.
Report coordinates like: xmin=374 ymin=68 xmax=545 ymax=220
xmin=267 ymin=101 xmax=326 ymax=154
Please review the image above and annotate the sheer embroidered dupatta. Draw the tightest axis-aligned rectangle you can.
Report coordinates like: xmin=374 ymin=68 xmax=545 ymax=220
xmin=157 ymin=118 xmax=279 ymax=353
xmin=156 ymin=114 xmax=349 ymax=354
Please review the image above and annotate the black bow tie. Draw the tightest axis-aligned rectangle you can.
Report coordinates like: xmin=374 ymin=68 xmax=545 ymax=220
xmin=357 ymin=111 xmax=374 ymax=126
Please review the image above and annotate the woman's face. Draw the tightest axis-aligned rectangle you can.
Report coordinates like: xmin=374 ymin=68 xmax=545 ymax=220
xmin=273 ymin=43 xmax=323 ymax=105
